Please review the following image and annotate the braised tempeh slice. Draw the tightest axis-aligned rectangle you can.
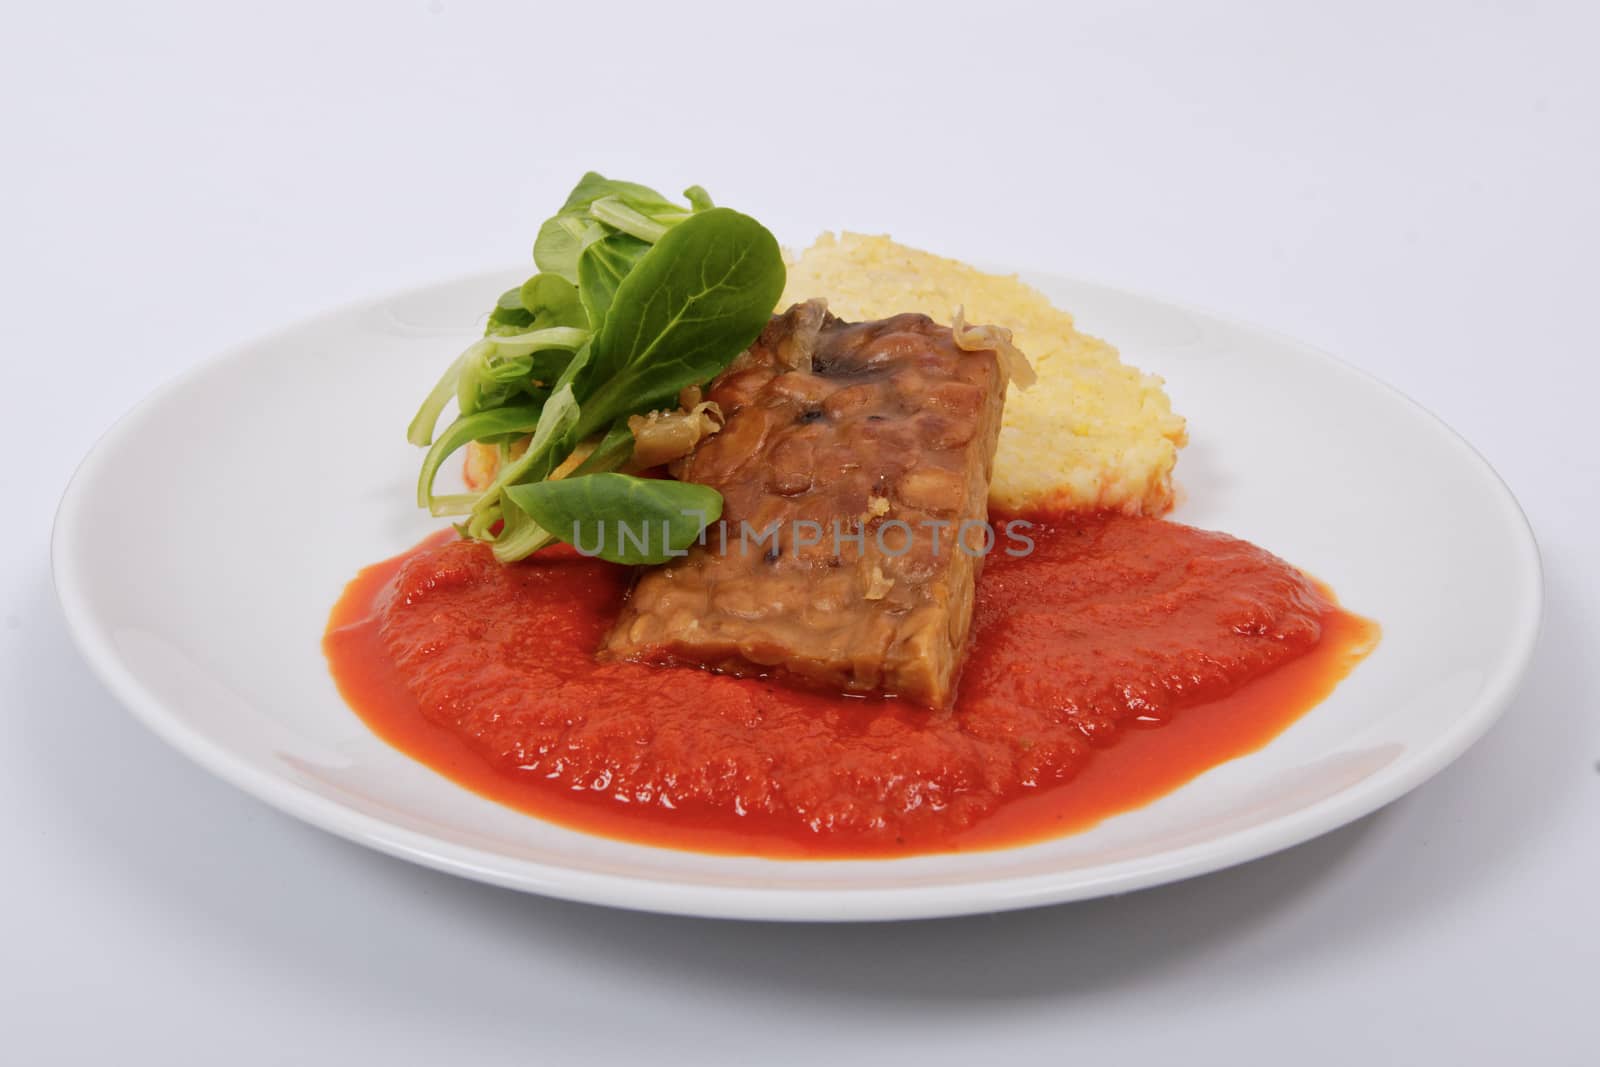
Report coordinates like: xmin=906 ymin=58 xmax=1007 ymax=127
xmin=602 ymin=301 xmax=1011 ymax=707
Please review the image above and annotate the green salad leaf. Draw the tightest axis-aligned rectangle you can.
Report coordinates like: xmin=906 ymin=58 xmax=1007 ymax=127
xmin=504 ymin=473 xmax=722 ymax=566
xmin=532 ymin=172 xmax=712 ymax=282
xmin=577 ymin=231 xmax=651 ymax=326
xmin=516 ymin=273 xmax=588 ymax=331
xmin=579 ymin=207 xmax=784 ymax=430
xmin=405 ymin=172 xmax=783 ymax=562
xmin=416 ymin=403 xmax=545 ymax=514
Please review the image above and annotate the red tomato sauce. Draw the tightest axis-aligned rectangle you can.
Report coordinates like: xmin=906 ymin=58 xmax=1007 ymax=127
xmin=324 ymin=514 xmax=1376 ymax=858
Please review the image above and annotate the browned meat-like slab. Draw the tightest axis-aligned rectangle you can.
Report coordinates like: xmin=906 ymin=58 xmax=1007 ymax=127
xmin=602 ymin=301 xmax=1010 ymax=707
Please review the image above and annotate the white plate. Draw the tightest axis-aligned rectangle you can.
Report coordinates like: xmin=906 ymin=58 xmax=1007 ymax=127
xmin=51 ymin=266 xmax=1541 ymax=921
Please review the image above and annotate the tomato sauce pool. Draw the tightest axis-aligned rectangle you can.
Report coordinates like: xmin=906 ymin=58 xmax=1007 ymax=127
xmin=324 ymin=513 xmax=1376 ymax=858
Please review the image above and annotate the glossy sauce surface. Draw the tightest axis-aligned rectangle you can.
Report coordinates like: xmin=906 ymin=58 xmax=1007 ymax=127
xmin=325 ymin=514 xmax=1376 ymax=858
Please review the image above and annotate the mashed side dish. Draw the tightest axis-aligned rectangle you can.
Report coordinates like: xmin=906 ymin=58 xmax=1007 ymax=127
xmin=781 ymin=233 xmax=1188 ymax=514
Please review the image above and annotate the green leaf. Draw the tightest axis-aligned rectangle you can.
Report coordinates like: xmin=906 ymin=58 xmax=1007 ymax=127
xmin=456 ymin=327 xmax=586 ymax=416
xmin=523 ymin=350 xmax=571 ymax=384
xmin=478 ymin=353 xmax=535 ymax=386
xmin=548 ymin=336 xmax=594 ymax=395
xmin=486 ymin=306 xmax=535 ymax=333
xmin=557 ymin=171 xmax=682 ymax=217
xmin=488 ymin=501 xmax=556 ymax=562
xmin=504 ymin=473 xmax=722 ymax=565
xmin=570 ymin=419 xmax=635 ymax=476
xmin=535 ymin=173 xmax=685 ymax=282
xmin=479 ymin=417 xmax=637 ymax=562
xmin=534 ymin=214 xmax=605 ymax=283
xmin=409 ymin=174 xmax=775 ymax=565
xmin=416 ymin=403 xmax=545 ymax=512
xmin=406 ymin=346 xmax=473 ymax=446
xmin=580 ymin=207 xmax=785 ymax=433
xmin=485 ymin=287 xmax=534 ymax=334
xmin=478 ymin=324 xmax=589 ymax=352
xmin=533 ymin=380 xmax=581 ymax=448
xmin=518 ymin=273 xmax=589 ymax=330
xmin=577 ymin=231 xmax=651 ymax=326
xmin=466 ymin=380 xmax=583 ymax=529
xmin=588 ymin=196 xmax=672 ymax=242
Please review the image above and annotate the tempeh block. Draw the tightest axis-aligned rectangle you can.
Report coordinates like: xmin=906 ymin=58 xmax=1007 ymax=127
xmin=602 ymin=301 xmax=1010 ymax=707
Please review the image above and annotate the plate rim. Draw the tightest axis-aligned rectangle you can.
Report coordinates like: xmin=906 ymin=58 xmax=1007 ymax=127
xmin=50 ymin=265 xmax=1544 ymax=922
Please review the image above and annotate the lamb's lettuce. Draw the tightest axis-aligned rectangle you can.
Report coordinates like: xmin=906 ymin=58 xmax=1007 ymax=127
xmin=505 ymin=474 xmax=722 ymax=566
xmin=405 ymin=173 xmax=784 ymax=563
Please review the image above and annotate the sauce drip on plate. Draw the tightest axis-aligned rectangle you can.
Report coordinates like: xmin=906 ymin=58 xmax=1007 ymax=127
xmin=325 ymin=513 xmax=1376 ymax=858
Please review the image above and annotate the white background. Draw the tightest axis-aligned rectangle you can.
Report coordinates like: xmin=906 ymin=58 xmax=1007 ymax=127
xmin=4 ymin=1 xmax=1596 ymax=1063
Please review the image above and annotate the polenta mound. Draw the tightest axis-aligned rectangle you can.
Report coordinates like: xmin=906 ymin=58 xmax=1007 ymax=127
xmin=781 ymin=233 xmax=1187 ymax=514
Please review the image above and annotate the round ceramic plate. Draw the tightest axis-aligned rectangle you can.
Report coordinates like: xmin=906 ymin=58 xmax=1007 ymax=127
xmin=52 ymin=265 xmax=1541 ymax=921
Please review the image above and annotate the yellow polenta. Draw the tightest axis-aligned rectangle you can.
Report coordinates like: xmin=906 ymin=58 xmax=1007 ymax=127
xmin=781 ymin=233 xmax=1186 ymax=514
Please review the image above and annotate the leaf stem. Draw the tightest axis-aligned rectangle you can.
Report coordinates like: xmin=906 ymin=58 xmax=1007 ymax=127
xmin=406 ymin=347 xmax=474 ymax=446
xmin=589 ymin=197 xmax=673 ymax=243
